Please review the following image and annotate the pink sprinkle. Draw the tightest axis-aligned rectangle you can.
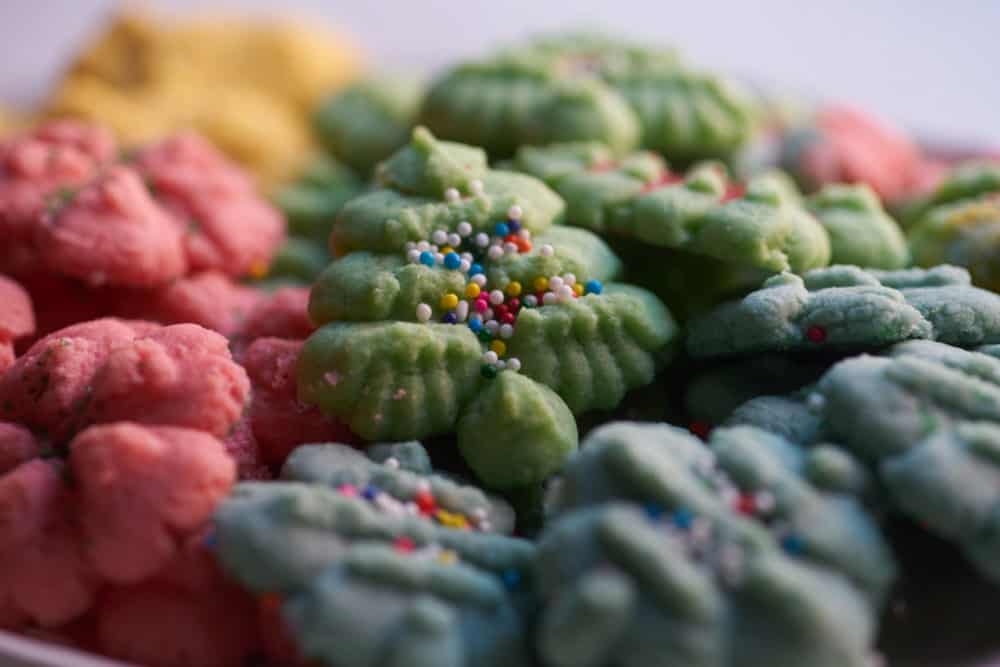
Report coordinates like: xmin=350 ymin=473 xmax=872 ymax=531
xmin=338 ymin=484 xmax=358 ymax=497
xmin=474 ymin=299 xmax=489 ymax=313
xmin=324 ymin=371 xmax=340 ymax=385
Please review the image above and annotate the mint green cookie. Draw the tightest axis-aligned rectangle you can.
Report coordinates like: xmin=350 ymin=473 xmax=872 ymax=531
xmin=687 ymin=265 xmax=1000 ymax=359
xmin=275 ymin=155 xmax=363 ymax=243
xmin=535 ymin=504 xmax=879 ymax=667
xmin=505 ymin=285 xmax=677 ymax=414
xmin=285 ymin=544 xmax=531 ymax=667
xmin=807 ymin=184 xmax=909 ymax=269
xmin=298 ymin=321 xmax=484 ymax=441
xmin=266 ymin=236 xmax=330 ymax=283
xmin=550 ymin=421 xmax=895 ymax=604
xmin=458 ymin=372 xmax=578 ymax=489
xmin=815 ymin=340 xmax=1000 ymax=581
xmin=314 ymin=77 xmax=422 ymax=175
xmin=419 ymin=33 xmax=754 ymax=163
xmin=332 ymin=128 xmax=564 ymax=255
xmin=511 ymin=146 xmax=831 ymax=275
xmin=282 ymin=442 xmax=516 ymax=532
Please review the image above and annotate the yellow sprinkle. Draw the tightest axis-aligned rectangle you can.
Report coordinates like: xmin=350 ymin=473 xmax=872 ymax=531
xmin=441 ymin=246 xmax=454 ymax=255
xmin=435 ymin=510 xmax=469 ymax=530
xmin=465 ymin=283 xmax=481 ymax=298
xmin=533 ymin=276 xmax=549 ymax=292
xmin=249 ymin=261 xmax=269 ymax=279
xmin=440 ymin=293 xmax=459 ymax=309
xmin=506 ymin=281 xmax=522 ymax=297
xmin=437 ymin=549 xmax=459 ymax=564
xmin=573 ymin=282 xmax=584 ymax=296
xmin=490 ymin=340 xmax=507 ymax=356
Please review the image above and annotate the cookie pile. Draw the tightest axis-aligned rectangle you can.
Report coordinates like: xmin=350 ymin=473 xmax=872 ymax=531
xmin=2 ymin=29 xmax=1000 ymax=667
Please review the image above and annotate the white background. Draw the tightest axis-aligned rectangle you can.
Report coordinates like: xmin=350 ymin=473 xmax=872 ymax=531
xmin=1 ymin=1 xmax=998 ymax=146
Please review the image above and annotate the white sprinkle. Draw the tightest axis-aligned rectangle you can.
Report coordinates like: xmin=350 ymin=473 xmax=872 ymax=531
xmin=524 ymin=295 xmax=538 ymax=308
xmin=755 ymin=491 xmax=776 ymax=513
xmin=540 ymin=244 xmax=554 ymax=257
xmin=489 ymin=290 xmax=505 ymax=305
xmin=460 ymin=252 xmax=474 ymax=262
xmin=507 ymin=205 xmax=523 ymax=220
xmin=459 ymin=259 xmax=471 ymax=273
xmin=455 ymin=300 xmax=469 ymax=322
xmin=806 ymin=393 xmax=826 ymax=412
xmin=503 ymin=242 xmax=518 ymax=254
xmin=507 ymin=358 xmax=521 ymax=372
xmin=385 ymin=457 xmax=400 ymax=469
xmin=470 ymin=179 xmax=485 ymax=195
xmin=432 ymin=229 xmax=448 ymax=245
xmin=499 ymin=323 xmax=514 ymax=339
xmin=549 ymin=276 xmax=564 ymax=291
xmin=496 ymin=360 xmax=506 ymax=370
xmin=471 ymin=274 xmax=487 ymax=287
xmin=404 ymin=241 xmax=416 ymax=251
xmin=416 ymin=479 xmax=431 ymax=493
xmin=518 ymin=229 xmax=531 ymax=240
xmin=406 ymin=502 xmax=420 ymax=515
xmin=485 ymin=319 xmax=500 ymax=333
xmin=475 ymin=233 xmax=490 ymax=248
xmin=457 ymin=221 xmax=473 ymax=237
xmin=563 ymin=273 xmax=576 ymax=286
xmin=483 ymin=308 xmax=494 ymax=321
xmin=444 ymin=187 xmax=460 ymax=202
xmin=473 ymin=507 xmax=488 ymax=520
xmin=480 ymin=520 xmax=493 ymax=532
xmin=542 ymin=291 xmax=557 ymax=305
xmin=447 ymin=233 xmax=461 ymax=247
xmin=434 ymin=253 xmax=444 ymax=265
xmin=417 ymin=240 xmax=430 ymax=252
xmin=483 ymin=351 xmax=499 ymax=364
xmin=416 ymin=303 xmax=432 ymax=322
xmin=406 ymin=249 xmax=421 ymax=264
xmin=429 ymin=245 xmax=438 ymax=253
xmin=487 ymin=245 xmax=504 ymax=261
xmin=557 ymin=285 xmax=575 ymax=302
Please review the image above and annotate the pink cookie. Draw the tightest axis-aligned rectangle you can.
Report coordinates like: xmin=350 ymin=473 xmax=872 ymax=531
xmin=239 ymin=286 xmax=315 ymax=343
xmin=0 ymin=274 xmax=35 ymax=342
xmin=86 ymin=324 xmax=250 ymax=437
xmin=70 ymin=422 xmax=236 ymax=585
xmin=223 ymin=415 xmax=272 ymax=480
xmin=137 ymin=133 xmax=285 ymax=277
xmin=0 ymin=460 xmax=99 ymax=628
xmin=10 ymin=272 xmax=113 ymax=343
xmin=0 ymin=421 xmax=40 ymax=475
xmin=113 ymin=272 xmax=264 ymax=338
xmin=243 ymin=337 xmax=356 ymax=467
xmin=0 ymin=121 xmax=116 ymax=257
xmin=0 ymin=341 xmax=12 ymax=375
xmin=95 ymin=533 xmax=259 ymax=667
xmin=37 ymin=166 xmax=188 ymax=287
xmin=0 ymin=318 xmax=155 ymax=439
xmin=798 ymin=105 xmax=926 ymax=202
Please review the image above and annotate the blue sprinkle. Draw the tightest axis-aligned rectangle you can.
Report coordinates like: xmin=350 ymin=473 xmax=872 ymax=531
xmin=585 ymin=279 xmax=603 ymax=295
xmin=508 ymin=220 xmax=521 ymax=233
xmin=442 ymin=312 xmax=458 ymax=324
xmin=202 ymin=532 xmax=217 ymax=549
xmin=468 ymin=318 xmax=483 ymax=333
xmin=643 ymin=502 xmax=665 ymax=521
xmin=781 ymin=534 xmax=805 ymax=556
xmin=443 ymin=252 xmax=461 ymax=270
xmin=469 ymin=263 xmax=484 ymax=276
xmin=419 ymin=251 xmax=435 ymax=267
xmin=494 ymin=222 xmax=510 ymax=237
xmin=672 ymin=508 xmax=694 ymax=530
xmin=501 ymin=569 xmax=521 ymax=590
xmin=362 ymin=485 xmax=379 ymax=500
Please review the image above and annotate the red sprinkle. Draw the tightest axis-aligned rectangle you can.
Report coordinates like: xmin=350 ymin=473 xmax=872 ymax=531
xmin=806 ymin=326 xmax=827 ymax=343
xmin=394 ymin=536 xmax=416 ymax=552
xmin=721 ymin=183 xmax=746 ymax=202
xmin=507 ymin=298 xmax=521 ymax=312
xmin=415 ymin=490 xmax=436 ymax=515
xmin=734 ymin=493 xmax=756 ymax=515
xmin=516 ymin=238 xmax=533 ymax=253
xmin=501 ymin=311 xmax=516 ymax=325
xmin=494 ymin=304 xmax=509 ymax=319
xmin=689 ymin=421 xmax=712 ymax=440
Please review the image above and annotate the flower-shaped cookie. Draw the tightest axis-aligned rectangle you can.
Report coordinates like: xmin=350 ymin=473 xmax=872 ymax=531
xmin=816 ymin=340 xmax=1000 ymax=582
xmin=420 ymin=33 xmax=753 ymax=162
xmin=687 ymin=265 xmax=1000 ymax=359
xmin=905 ymin=162 xmax=1000 ymax=291
xmin=299 ymin=129 xmax=677 ymax=487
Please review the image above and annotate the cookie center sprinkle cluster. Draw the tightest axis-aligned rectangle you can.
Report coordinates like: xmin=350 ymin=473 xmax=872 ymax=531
xmin=402 ymin=200 xmax=603 ymax=379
